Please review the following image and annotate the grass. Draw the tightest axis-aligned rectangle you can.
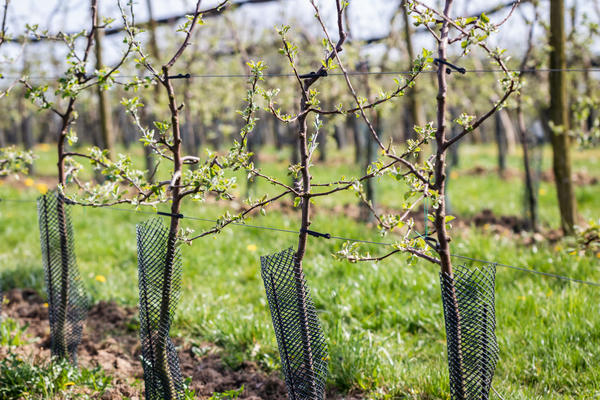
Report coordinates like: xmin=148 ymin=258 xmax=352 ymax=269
xmin=0 ymin=144 xmax=599 ymax=398
xmin=0 ymin=318 xmax=112 ymax=399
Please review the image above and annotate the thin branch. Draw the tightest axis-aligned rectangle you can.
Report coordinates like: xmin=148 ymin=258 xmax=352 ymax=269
xmin=164 ymin=0 xmax=204 ymax=70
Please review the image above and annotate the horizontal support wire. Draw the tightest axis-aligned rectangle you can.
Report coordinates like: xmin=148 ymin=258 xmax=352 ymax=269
xmin=4 ymin=67 xmax=600 ymax=81
xmin=1 ymin=197 xmax=599 ymax=288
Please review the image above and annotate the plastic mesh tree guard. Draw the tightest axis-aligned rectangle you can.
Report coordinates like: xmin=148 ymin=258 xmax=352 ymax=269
xmin=37 ymin=191 xmax=88 ymax=364
xmin=261 ymin=248 xmax=328 ymax=400
xmin=137 ymin=218 xmax=185 ymax=400
xmin=440 ymin=264 xmax=499 ymax=400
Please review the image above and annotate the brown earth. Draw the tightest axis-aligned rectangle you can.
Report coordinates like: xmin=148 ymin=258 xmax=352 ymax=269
xmin=1 ymin=288 xmax=290 ymax=399
xmin=463 ymin=165 xmax=599 ymax=186
xmin=1 ymin=289 xmax=363 ymax=400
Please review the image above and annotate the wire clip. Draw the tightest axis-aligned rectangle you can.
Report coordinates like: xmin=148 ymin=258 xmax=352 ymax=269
xmin=301 ymin=228 xmax=331 ymax=239
xmin=157 ymin=211 xmax=184 ymax=219
xmin=424 ymin=236 xmax=441 ymax=251
xmin=299 ymin=70 xmax=328 ymax=79
xmin=167 ymin=73 xmax=192 ymax=80
xmin=434 ymin=58 xmax=466 ymax=75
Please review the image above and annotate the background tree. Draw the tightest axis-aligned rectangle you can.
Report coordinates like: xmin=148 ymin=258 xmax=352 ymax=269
xmin=549 ymin=0 xmax=577 ymax=235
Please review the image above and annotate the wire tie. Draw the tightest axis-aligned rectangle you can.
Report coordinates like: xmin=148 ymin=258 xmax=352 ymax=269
xmin=424 ymin=236 xmax=440 ymax=251
xmin=299 ymin=70 xmax=328 ymax=79
xmin=167 ymin=73 xmax=192 ymax=80
xmin=59 ymin=195 xmax=76 ymax=205
xmin=434 ymin=58 xmax=466 ymax=75
xmin=301 ymin=228 xmax=331 ymax=239
xmin=157 ymin=211 xmax=184 ymax=219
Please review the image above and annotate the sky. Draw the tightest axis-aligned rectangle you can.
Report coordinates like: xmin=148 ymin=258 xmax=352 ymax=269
xmin=0 ymin=0 xmax=594 ymax=77
xmin=3 ymin=0 xmax=532 ymax=42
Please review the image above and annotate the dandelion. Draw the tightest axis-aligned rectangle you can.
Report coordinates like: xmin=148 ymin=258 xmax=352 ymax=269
xmin=538 ymin=188 xmax=547 ymax=196
xmin=247 ymin=244 xmax=258 ymax=252
xmin=24 ymin=178 xmax=34 ymax=187
xmin=95 ymin=275 xmax=107 ymax=283
xmin=35 ymin=183 xmax=48 ymax=194
xmin=37 ymin=143 xmax=51 ymax=152
xmin=596 ymin=252 xmax=600 ymax=259
xmin=43 ymin=303 xmax=49 ymax=308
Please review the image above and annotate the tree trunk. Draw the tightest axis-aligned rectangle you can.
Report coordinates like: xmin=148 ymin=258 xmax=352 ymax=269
xmin=348 ymin=115 xmax=362 ymax=164
xmin=549 ymin=0 xmax=576 ymax=235
xmin=402 ymin=0 xmax=425 ymax=148
xmin=517 ymin=102 xmax=539 ymax=232
xmin=435 ymin=2 xmax=466 ymax=398
xmin=94 ymin=8 xmax=114 ymax=159
xmin=495 ymin=112 xmax=507 ymax=177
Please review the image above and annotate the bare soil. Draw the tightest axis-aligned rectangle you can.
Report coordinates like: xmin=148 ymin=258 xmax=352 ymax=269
xmin=1 ymin=288 xmax=289 ymax=399
xmin=463 ymin=165 xmax=598 ymax=186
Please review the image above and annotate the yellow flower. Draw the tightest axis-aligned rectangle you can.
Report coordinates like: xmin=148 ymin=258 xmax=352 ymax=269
xmin=64 ymin=382 xmax=75 ymax=387
xmin=596 ymin=252 xmax=600 ymax=259
xmin=538 ymin=188 xmax=547 ymax=196
xmin=37 ymin=143 xmax=51 ymax=152
xmin=247 ymin=244 xmax=258 ymax=252
xmin=95 ymin=275 xmax=107 ymax=283
xmin=517 ymin=296 xmax=526 ymax=301
xmin=43 ymin=303 xmax=49 ymax=308
xmin=24 ymin=178 xmax=34 ymax=187
xmin=35 ymin=183 xmax=48 ymax=194
xmin=554 ymin=245 xmax=562 ymax=252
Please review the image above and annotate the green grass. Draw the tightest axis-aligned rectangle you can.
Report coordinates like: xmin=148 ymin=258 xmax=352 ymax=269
xmin=0 ymin=318 xmax=112 ymax=399
xmin=1 ymin=144 xmax=599 ymax=398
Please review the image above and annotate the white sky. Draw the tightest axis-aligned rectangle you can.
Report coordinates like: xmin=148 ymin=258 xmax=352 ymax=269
xmin=0 ymin=0 xmax=595 ymax=75
xmin=4 ymin=0 xmax=531 ymax=41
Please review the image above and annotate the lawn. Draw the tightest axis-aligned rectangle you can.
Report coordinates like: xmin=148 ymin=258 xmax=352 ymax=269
xmin=0 ymin=144 xmax=599 ymax=399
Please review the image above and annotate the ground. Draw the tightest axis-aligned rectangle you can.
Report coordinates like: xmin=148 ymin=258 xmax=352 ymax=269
xmin=0 ymin=144 xmax=599 ymax=399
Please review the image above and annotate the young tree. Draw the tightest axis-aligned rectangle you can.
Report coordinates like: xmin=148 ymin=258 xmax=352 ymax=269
xmin=334 ymin=1 xmax=520 ymax=398
xmin=21 ymin=0 xmax=132 ymax=362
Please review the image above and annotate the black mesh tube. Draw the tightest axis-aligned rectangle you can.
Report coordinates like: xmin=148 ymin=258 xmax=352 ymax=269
xmin=37 ymin=191 xmax=88 ymax=364
xmin=137 ymin=218 xmax=184 ymax=400
xmin=440 ymin=264 xmax=499 ymax=400
xmin=261 ymin=248 xmax=328 ymax=400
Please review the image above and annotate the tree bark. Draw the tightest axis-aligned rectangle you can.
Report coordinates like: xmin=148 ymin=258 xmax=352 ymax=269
xmin=402 ymin=0 xmax=425 ymax=146
xmin=94 ymin=6 xmax=114 ymax=159
xmin=549 ymin=0 xmax=576 ymax=235
xmin=434 ymin=2 xmax=465 ymax=398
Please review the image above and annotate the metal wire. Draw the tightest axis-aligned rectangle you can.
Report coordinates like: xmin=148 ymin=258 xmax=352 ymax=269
xmin=5 ymin=67 xmax=600 ymax=81
xmin=492 ymin=385 xmax=507 ymax=400
xmin=1 ymin=197 xmax=599 ymax=288
xmin=137 ymin=218 xmax=185 ymax=400
xmin=440 ymin=264 xmax=499 ymax=400
xmin=451 ymin=254 xmax=600 ymax=288
xmin=37 ymin=191 xmax=88 ymax=364
xmin=261 ymin=247 xmax=329 ymax=400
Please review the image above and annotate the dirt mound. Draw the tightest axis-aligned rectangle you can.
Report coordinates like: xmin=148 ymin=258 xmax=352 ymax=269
xmin=463 ymin=165 xmax=599 ymax=186
xmin=471 ymin=209 xmax=530 ymax=233
xmin=1 ymin=288 xmax=288 ymax=399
